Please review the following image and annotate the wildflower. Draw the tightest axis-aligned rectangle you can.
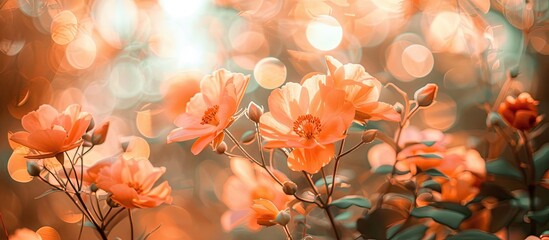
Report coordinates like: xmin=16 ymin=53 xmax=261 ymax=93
xmin=251 ymin=198 xmax=280 ymax=227
xmin=323 ymin=56 xmax=400 ymax=122
xmin=10 ymin=104 xmax=92 ymax=159
xmin=260 ymin=75 xmax=354 ymax=173
xmin=167 ymin=69 xmax=249 ymax=155
xmin=95 ymin=156 xmax=173 ymax=209
xmin=221 ymin=158 xmax=291 ymax=231
xmin=498 ymin=92 xmax=541 ymax=130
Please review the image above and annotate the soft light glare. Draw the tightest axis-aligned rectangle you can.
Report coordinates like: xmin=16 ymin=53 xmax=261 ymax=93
xmin=306 ymin=15 xmax=343 ymax=51
xmin=253 ymin=57 xmax=287 ymax=89
xmin=402 ymin=44 xmax=434 ymax=78
xmin=159 ymin=0 xmax=207 ymax=20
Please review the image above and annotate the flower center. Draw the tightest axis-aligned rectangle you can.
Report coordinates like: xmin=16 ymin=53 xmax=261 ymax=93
xmin=201 ymin=105 xmax=220 ymax=125
xmin=128 ymin=182 xmax=144 ymax=194
xmin=293 ymin=114 xmax=322 ymax=139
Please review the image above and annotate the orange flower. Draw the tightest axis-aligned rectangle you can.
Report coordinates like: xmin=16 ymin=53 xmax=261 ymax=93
xmin=167 ymin=69 xmax=249 ymax=155
xmin=324 ymin=56 xmax=400 ymax=122
xmin=498 ymin=92 xmax=541 ymax=130
xmin=10 ymin=104 xmax=92 ymax=159
xmin=221 ymin=158 xmax=291 ymax=231
xmin=251 ymin=198 xmax=280 ymax=227
xmin=260 ymin=75 xmax=354 ymax=173
xmin=95 ymin=156 xmax=173 ymax=209
xmin=9 ymin=228 xmax=41 ymax=240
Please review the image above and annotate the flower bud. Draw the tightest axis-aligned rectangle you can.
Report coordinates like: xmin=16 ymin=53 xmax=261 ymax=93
xmin=107 ymin=196 xmax=120 ymax=207
xmin=275 ymin=210 xmax=291 ymax=226
xmin=394 ymin=102 xmax=404 ymax=114
xmin=247 ymin=101 xmax=264 ymax=123
xmin=215 ymin=141 xmax=227 ymax=154
xmin=414 ymin=83 xmax=438 ymax=107
xmin=361 ymin=130 xmax=377 ymax=143
xmin=282 ymin=181 xmax=298 ymax=195
xmin=91 ymin=121 xmax=109 ymax=145
xmin=82 ymin=133 xmax=92 ymax=142
xmin=486 ymin=112 xmax=503 ymax=128
xmin=26 ymin=161 xmax=41 ymax=177
xmin=90 ymin=183 xmax=99 ymax=192
xmin=86 ymin=118 xmax=95 ymax=132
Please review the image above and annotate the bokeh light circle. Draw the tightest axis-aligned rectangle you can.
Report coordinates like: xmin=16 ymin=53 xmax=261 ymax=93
xmin=306 ymin=15 xmax=343 ymax=51
xmin=401 ymin=44 xmax=434 ymax=78
xmin=253 ymin=57 xmax=287 ymax=89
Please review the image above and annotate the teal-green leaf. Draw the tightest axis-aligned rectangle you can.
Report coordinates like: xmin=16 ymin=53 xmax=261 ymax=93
xmin=534 ymin=144 xmax=549 ymax=181
xmin=410 ymin=206 xmax=468 ymax=229
xmin=422 ymin=169 xmax=448 ymax=178
xmin=528 ymin=206 xmax=549 ymax=224
xmin=486 ymin=158 xmax=522 ymax=180
xmin=447 ymin=230 xmax=499 ymax=240
xmin=34 ymin=189 xmax=61 ymax=200
xmin=421 ymin=141 xmax=437 ymax=147
xmin=406 ymin=153 xmax=443 ymax=159
xmin=331 ymin=196 xmax=371 ymax=209
xmin=421 ymin=180 xmax=441 ymax=192
xmin=391 ymin=224 xmax=428 ymax=240
xmin=374 ymin=165 xmax=410 ymax=175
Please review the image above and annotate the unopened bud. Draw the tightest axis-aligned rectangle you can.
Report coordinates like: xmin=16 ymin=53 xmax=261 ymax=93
xmin=91 ymin=121 xmax=109 ymax=145
xmin=282 ymin=181 xmax=298 ymax=195
xmin=107 ymin=196 xmax=120 ymax=207
xmin=90 ymin=183 xmax=99 ymax=192
xmin=246 ymin=101 xmax=264 ymax=123
xmin=275 ymin=210 xmax=291 ymax=226
xmin=361 ymin=130 xmax=377 ymax=143
xmin=486 ymin=112 xmax=503 ymax=128
xmin=26 ymin=161 xmax=41 ymax=177
xmin=82 ymin=134 xmax=92 ymax=142
xmin=86 ymin=118 xmax=95 ymax=132
xmin=394 ymin=102 xmax=404 ymax=114
xmin=414 ymin=83 xmax=438 ymax=107
xmin=216 ymin=142 xmax=227 ymax=154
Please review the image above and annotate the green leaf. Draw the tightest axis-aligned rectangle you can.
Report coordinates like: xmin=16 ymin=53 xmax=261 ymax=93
xmin=34 ymin=189 xmax=61 ymax=200
xmin=486 ymin=158 xmax=522 ymax=180
xmin=410 ymin=206 xmax=469 ymax=229
xmin=447 ymin=230 xmax=499 ymax=240
xmin=420 ymin=180 xmax=441 ymax=192
xmin=84 ymin=221 xmax=96 ymax=229
xmin=422 ymin=169 xmax=448 ymax=179
xmin=391 ymin=224 xmax=428 ymax=240
xmin=331 ymin=196 xmax=371 ymax=209
xmin=528 ymin=206 xmax=549 ymax=224
xmin=430 ymin=202 xmax=472 ymax=219
xmin=534 ymin=144 xmax=549 ymax=181
xmin=475 ymin=183 xmax=515 ymax=201
xmin=490 ymin=201 xmax=520 ymax=232
xmin=357 ymin=208 xmax=407 ymax=240
xmin=335 ymin=211 xmax=353 ymax=221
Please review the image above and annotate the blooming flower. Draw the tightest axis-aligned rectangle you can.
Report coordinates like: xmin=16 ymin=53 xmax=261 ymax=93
xmin=10 ymin=104 xmax=92 ymax=159
xmin=221 ymin=157 xmax=291 ymax=231
xmin=95 ymin=156 xmax=173 ymax=209
xmin=9 ymin=228 xmax=41 ymax=240
xmin=498 ymin=92 xmax=541 ymax=131
xmin=167 ymin=69 xmax=249 ymax=155
xmin=259 ymin=75 xmax=355 ymax=173
xmin=323 ymin=56 xmax=400 ymax=122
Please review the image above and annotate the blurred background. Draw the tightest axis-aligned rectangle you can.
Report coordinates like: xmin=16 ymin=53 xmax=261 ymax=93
xmin=0 ymin=0 xmax=548 ymax=239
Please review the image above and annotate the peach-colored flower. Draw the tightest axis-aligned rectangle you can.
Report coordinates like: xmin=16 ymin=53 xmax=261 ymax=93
xmin=9 ymin=228 xmax=41 ymax=240
xmin=95 ymin=156 xmax=173 ymax=209
xmin=10 ymin=104 xmax=92 ymax=159
xmin=260 ymin=75 xmax=354 ymax=173
xmin=221 ymin=157 xmax=291 ymax=231
xmin=498 ymin=92 xmax=541 ymax=131
xmin=251 ymin=198 xmax=280 ymax=227
xmin=323 ymin=56 xmax=400 ymax=122
xmin=167 ymin=69 xmax=249 ymax=155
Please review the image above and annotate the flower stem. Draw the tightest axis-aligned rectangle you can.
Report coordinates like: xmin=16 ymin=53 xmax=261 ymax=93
xmin=128 ymin=208 xmax=134 ymax=240
xmin=0 ymin=211 xmax=8 ymax=239
xmin=283 ymin=225 xmax=293 ymax=240
xmin=303 ymin=172 xmax=340 ymax=240
xmin=224 ymin=129 xmax=262 ymax=166
xmin=520 ymin=130 xmax=537 ymax=235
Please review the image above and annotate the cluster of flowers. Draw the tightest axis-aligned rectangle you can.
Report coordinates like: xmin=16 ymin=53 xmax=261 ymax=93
xmin=7 ymin=55 xmax=547 ymax=239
